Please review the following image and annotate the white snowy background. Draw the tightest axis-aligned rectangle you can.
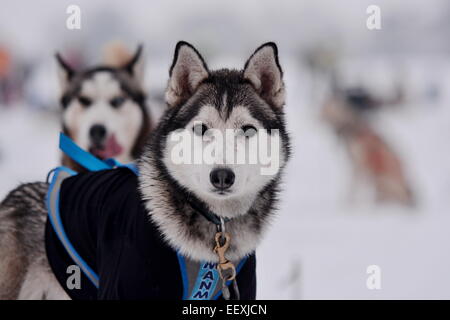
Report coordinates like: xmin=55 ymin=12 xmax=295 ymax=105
xmin=1 ymin=0 xmax=450 ymax=299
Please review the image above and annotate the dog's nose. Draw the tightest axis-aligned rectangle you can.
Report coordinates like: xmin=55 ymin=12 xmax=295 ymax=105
xmin=210 ymin=168 xmax=235 ymax=190
xmin=89 ymin=124 xmax=106 ymax=144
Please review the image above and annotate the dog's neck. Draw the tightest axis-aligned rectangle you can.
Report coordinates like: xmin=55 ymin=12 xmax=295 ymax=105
xmin=138 ymin=153 xmax=278 ymax=262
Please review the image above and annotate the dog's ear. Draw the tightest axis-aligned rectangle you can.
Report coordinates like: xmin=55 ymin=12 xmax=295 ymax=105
xmin=165 ymin=41 xmax=209 ymax=108
xmin=243 ymin=42 xmax=285 ymax=109
xmin=55 ymin=53 xmax=75 ymax=89
xmin=122 ymin=44 xmax=145 ymax=84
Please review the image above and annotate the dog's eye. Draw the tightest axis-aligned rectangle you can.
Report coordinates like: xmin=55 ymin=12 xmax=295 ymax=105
xmin=241 ymin=125 xmax=257 ymax=137
xmin=78 ymin=96 xmax=92 ymax=107
xmin=193 ymin=123 xmax=208 ymax=136
xmin=110 ymin=96 xmax=126 ymax=108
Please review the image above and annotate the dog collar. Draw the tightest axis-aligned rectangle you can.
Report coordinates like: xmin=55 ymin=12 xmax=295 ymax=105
xmin=187 ymin=198 xmax=230 ymax=226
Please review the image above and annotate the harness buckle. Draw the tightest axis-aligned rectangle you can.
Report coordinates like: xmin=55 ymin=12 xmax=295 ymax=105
xmin=214 ymin=232 xmax=236 ymax=281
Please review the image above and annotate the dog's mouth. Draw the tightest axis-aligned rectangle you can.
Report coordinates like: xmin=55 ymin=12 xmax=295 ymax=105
xmin=210 ymin=188 xmax=233 ymax=196
xmin=89 ymin=134 xmax=123 ymax=159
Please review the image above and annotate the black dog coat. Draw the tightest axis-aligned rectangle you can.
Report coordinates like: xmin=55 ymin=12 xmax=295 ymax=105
xmin=45 ymin=166 xmax=256 ymax=300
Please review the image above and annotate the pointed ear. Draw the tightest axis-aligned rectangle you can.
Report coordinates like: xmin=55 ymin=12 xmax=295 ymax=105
xmin=243 ymin=42 xmax=285 ymax=108
xmin=165 ymin=41 xmax=209 ymax=107
xmin=122 ymin=44 xmax=145 ymax=83
xmin=55 ymin=53 xmax=75 ymax=89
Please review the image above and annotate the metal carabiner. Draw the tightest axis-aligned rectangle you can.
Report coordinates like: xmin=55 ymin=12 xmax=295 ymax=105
xmin=214 ymin=232 xmax=236 ymax=281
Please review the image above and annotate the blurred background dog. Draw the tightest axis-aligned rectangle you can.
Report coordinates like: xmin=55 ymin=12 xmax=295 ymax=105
xmin=56 ymin=43 xmax=152 ymax=170
xmin=321 ymin=85 xmax=414 ymax=206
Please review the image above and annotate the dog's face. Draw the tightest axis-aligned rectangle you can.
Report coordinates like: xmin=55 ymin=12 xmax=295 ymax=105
xmin=56 ymin=47 xmax=149 ymax=164
xmin=157 ymin=42 xmax=290 ymax=218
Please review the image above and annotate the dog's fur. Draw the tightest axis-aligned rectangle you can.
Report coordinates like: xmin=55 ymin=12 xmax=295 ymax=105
xmin=139 ymin=41 xmax=290 ymax=262
xmin=0 ymin=41 xmax=290 ymax=299
xmin=57 ymin=45 xmax=152 ymax=170
xmin=322 ymin=89 xmax=414 ymax=206
xmin=0 ymin=183 xmax=68 ymax=299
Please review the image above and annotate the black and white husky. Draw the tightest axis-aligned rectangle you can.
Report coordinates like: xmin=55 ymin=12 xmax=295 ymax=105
xmin=56 ymin=45 xmax=152 ymax=169
xmin=0 ymin=41 xmax=290 ymax=299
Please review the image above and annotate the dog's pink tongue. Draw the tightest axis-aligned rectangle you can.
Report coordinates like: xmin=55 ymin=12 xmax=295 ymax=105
xmin=94 ymin=135 xmax=123 ymax=159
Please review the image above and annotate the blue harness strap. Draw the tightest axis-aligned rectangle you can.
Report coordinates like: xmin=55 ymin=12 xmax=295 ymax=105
xmin=59 ymin=133 xmax=111 ymax=171
xmin=177 ymin=254 xmax=248 ymax=300
xmin=46 ymin=166 xmax=100 ymax=288
xmin=59 ymin=132 xmax=138 ymax=173
xmin=47 ymin=133 xmax=246 ymax=299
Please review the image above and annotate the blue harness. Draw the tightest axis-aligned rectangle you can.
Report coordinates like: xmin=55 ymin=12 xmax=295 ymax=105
xmin=46 ymin=133 xmax=246 ymax=300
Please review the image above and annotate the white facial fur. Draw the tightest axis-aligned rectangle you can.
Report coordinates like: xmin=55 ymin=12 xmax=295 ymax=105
xmin=63 ymin=72 xmax=143 ymax=163
xmin=163 ymin=104 xmax=284 ymax=218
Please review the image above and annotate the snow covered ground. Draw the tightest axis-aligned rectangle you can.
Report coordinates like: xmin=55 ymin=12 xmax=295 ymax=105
xmin=1 ymin=0 xmax=450 ymax=300
xmin=1 ymin=58 xmax=450 ymax=299
xmin=257 ymin=60 xmax=450 ymax=299
xmin=0 ymin=108 xmax=59 ymax=197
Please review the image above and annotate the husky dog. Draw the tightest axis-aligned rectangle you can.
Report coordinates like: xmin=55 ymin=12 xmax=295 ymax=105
xmin=322 ymin=88 xmax=414 ymax=206
xmin=56 ymin=45 xmax=152 ymax=169
xmin=139 ymin=41 xmax=290 ymax=262
xmin=0 ymin=41 xmax=290 ymax=299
